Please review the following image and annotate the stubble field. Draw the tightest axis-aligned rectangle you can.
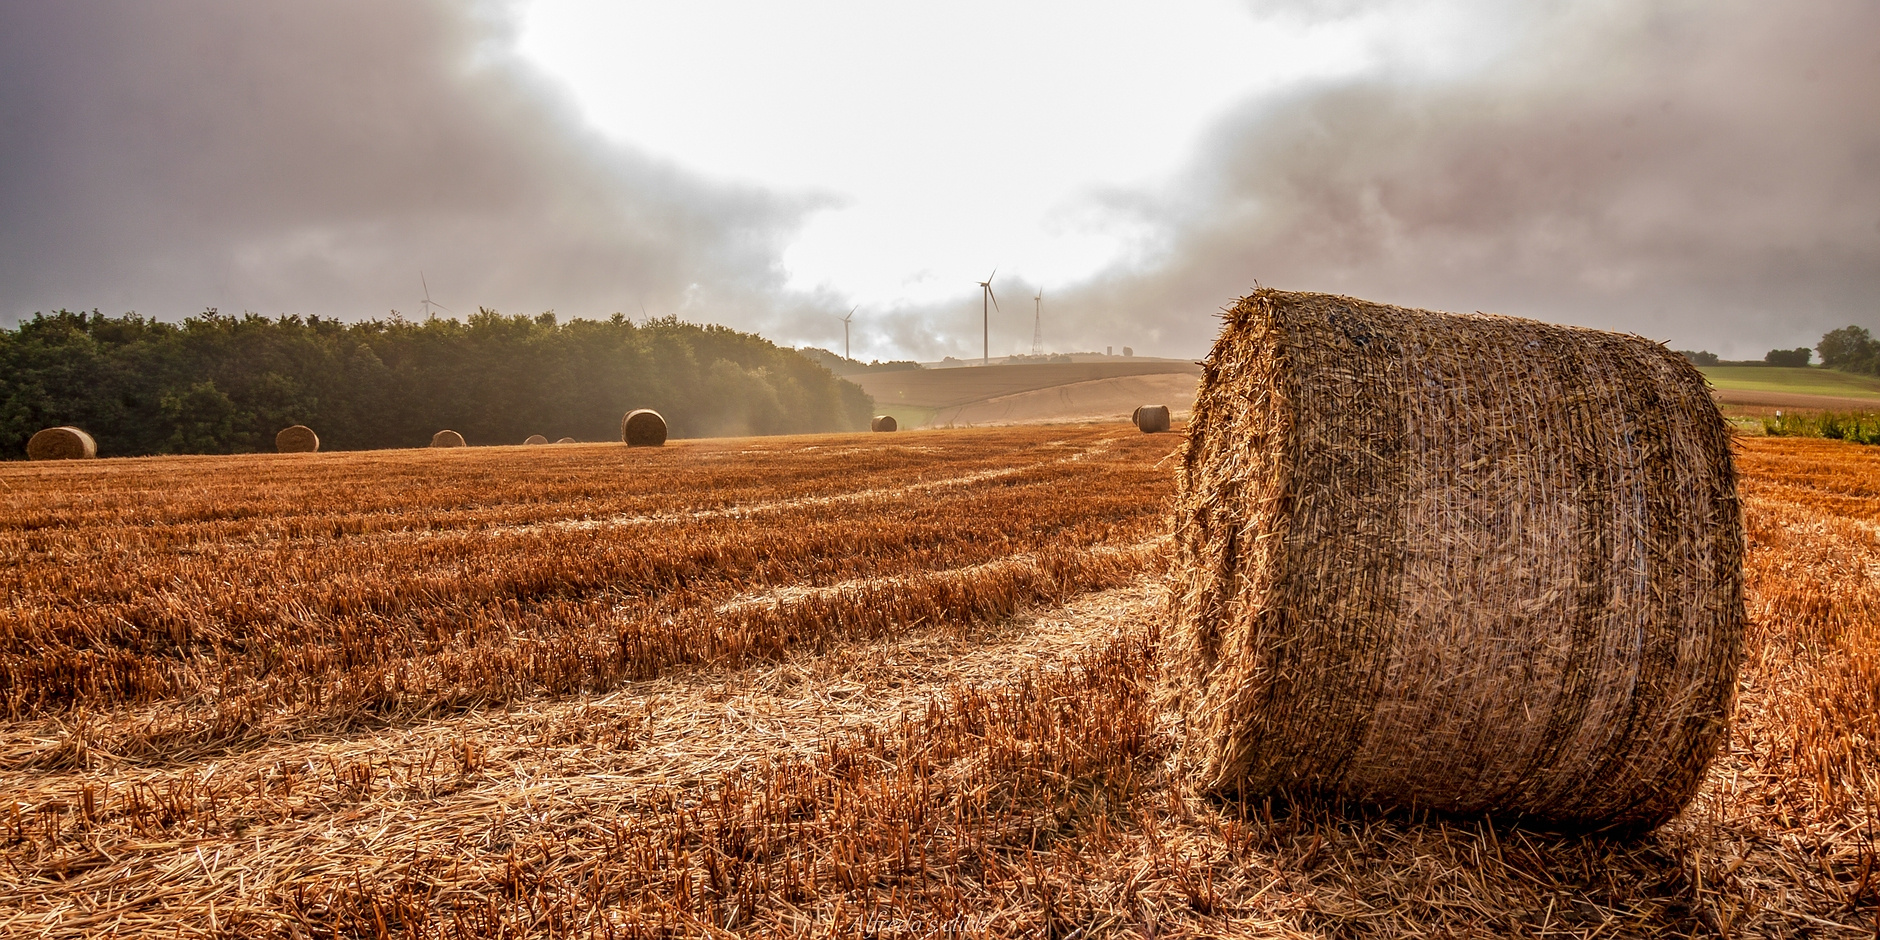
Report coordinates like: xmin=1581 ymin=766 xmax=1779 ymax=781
xmin=0 ymin=427 xmax=1874 ymax=937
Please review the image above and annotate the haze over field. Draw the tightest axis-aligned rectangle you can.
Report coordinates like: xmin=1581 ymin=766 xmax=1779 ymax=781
xmin=3 ymin=0 xmax=1876 ymax=360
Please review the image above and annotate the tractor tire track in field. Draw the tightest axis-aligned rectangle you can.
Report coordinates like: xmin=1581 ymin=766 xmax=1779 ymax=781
xmin=0 ymin=429 xmax=1177 ymax=741
xmin=456 ymin=434 xmax=1120 ymax=540
xmin=0 ymin=583 xmax=1165 ymax=936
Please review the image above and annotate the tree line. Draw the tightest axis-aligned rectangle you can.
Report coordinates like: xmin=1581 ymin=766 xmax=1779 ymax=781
xmin=1678 ymin=323 xmax=1880 ymax=373
xmin=1 ymin=309 xmax=875 ymax=458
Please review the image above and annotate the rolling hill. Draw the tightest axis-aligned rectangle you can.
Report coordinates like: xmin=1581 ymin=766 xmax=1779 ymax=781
xmin=1699 ymin=365 xmax=1880 ymax=412
xmin=851 ymin=359 xmax=1202 ymax=427
xmin=847 ymin=360 xmax=1880 ymax=430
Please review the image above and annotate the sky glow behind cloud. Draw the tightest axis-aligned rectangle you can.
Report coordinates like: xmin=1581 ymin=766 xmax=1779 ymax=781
xmin=515 ymin=1 xmax=1389 ymax=308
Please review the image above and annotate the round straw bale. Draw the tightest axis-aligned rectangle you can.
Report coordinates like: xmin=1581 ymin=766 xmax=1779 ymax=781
xmin=275 ymin=425 xmax=319 ymax=453
xmin=26 ymin=426 xmax=97 ymax=460
xmin=870 ymin=415 xmax=898 ymax=432
xmin=1131 ymin=405 xmax=1143 ymax=426
xmin=430 ymin=430 xmax=466 ymax=448
xmin=1135 ymin=404 xmax=1171 ymax=433
xmin=621 ymin=409 xmax=667 ymax=447
xmin=555 ymin=437 xmax=576 ymax=444
xmin=524 ymin=434 xmax=549 ymax=445
xmin=1170 ymin=289 xmax=1743 ymax=830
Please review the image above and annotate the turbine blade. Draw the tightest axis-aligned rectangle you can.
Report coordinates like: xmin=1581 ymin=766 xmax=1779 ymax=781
xmin=988 ymin=287 xmax=999 ymax=311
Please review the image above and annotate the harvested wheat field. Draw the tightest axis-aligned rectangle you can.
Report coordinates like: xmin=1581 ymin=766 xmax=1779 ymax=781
xmin=0 ymin=428 xmax=1874 ymax=938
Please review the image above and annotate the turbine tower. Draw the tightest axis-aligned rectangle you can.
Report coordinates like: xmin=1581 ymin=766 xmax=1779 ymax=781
xmin=977 ymin=268 xmax=999 ymax=366
xmin=419 ymin=272 xmax=451 ymax=321
xmin=837 ymin=305 xmax=857 ymax=361
xmin=1032 ymin=288 xmax=1044 ymax=357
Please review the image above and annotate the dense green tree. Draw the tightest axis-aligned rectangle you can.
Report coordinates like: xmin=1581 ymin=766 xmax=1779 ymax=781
xmin=1 ymin=309 xmax=873 ymax=458
xmin=1763 ymin=347 xmax=1812 ymax=367
xmin=1818 ymin=325 xmax=1879 ymax=375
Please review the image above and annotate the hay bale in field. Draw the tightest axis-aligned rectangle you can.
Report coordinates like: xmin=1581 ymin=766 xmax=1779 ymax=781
xmin=430 ymin=430 xmax=466 ymax=448
xmin=1171 ymin=289 xmax=1743 ymax=830
xmin=26 ymin=426 xmax=96 ymax=460
xmin=1131 ymin=405 xmax=1143 ymax=426
xmin=524 ymin=434 xmax=549 ymax=445
xmin=871 ymin=415 xmax=898 ymax=432
xmin=555 ymin=437 xmax=576 ymax=444
xmin=621 ymin=409 xmax=667 ymax=447
xmin=275 ymin=425 xmax=319 ymax=453
xmin=1135 ymin=404 xmax=1171 ymax=433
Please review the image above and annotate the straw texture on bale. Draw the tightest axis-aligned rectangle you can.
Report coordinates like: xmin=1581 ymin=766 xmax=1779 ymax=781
xmin=275 ymin=425 xmax=319 ymax=453
xmin=524 ymin=434 xmax=549 ymax=445
xmin=555 ymin=437 xmax=576 ymax=444
xmin=26 ymin=426 xmax=97 ymax=461
xmin=1134 ymin=404 xmax=1171 ymax=433
xmin=1171 ymin=289 xmax=1743 ymax=830
xmin=621 ymin=409 xmax=668 ymax=447
xmin=871 ymin=415 xmax=898 ymax=432
xmin=430 ymin=430 xmax=466 ymax=448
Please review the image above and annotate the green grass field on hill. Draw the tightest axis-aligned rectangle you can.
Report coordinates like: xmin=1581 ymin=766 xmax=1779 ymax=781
xmin=1698 ymin=365 xmax=1880 ymax=400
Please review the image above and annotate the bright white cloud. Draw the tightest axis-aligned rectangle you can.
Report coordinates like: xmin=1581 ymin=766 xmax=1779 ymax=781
xmin=516 ymin=1 xmax=1394 ymax=311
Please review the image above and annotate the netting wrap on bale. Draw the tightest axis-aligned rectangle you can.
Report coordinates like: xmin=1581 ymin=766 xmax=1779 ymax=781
xmin=430 ymin=430 xmax=466 ymax=448
xmin=275 ymin=425 xmax=319 ymax=453
xmin=621 ymin=409 xmax=668 ymax=447
xmin=1135 ymin=405 xmax=1171 ymax=433
xmin=871 ymin=415 xmax=898 ymax=432
xmin=1171 ymin=289 xmax=1743 ymax=830
xmin=27 ymin=427 xmax=97 ymax=460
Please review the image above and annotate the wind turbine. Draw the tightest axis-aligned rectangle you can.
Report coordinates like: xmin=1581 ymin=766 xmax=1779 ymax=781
xmin=1032 ymin=288 xmax=1044 ymax=357
xmin=977 ymin=268 xmax=999 ymax=366
xmin=419 ymin=272 xmax=451 ymax=320
xmin=837 ymin=305 xmax=857 ymax=361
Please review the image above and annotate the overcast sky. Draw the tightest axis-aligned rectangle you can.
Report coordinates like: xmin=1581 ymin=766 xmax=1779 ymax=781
xmin=3 ymin=0 xmax=1875 ymax=360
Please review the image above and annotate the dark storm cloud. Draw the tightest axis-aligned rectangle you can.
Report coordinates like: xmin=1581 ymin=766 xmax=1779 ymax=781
xmin=0 ymin=1 xmax=829 ymax=328
xmin=1063 ymin=0 xmax=1880 ymax=359
xmin=6 ymin=2 xmax=1874 ymax=362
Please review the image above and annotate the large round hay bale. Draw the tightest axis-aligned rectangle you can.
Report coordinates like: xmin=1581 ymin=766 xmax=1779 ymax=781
xmin=430 ymin=430 xmax=466 ymax=448
xmin=524 ymin=434 xmax=549 ymax=445
xmin=275 ymin=425 xmax=319 ymax=453
xmin=621 ymin=409 xmax=667 ymax=447
xmin=1134 ymin=404 xmax=1170 ymax=433
xmin=555 ymin=437 xmax=576 ymax=444
xmin=1131 ymin=405 xmax=1143 ymax=426
xmin=1171 ymin=289 xmax=1743 ymax=830
xmin=870 ymin=415 xmax=898 ymax=432
xmin=26 ymin=426 xmax=97 ymax=460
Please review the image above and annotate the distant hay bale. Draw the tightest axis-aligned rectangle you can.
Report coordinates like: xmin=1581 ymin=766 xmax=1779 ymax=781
xmin=26 ymin=426 xmax=96 ymax=461
xmin=430 ymin=430 xmax=466 ymax=448
xmin=1134 ymin=405 xmax=1170 ymax=433
xmin=1171 ymin=289 xmax=1743 ymax=830
xmin=275 ymin=425 xmax=319 ymax=453
xmin=555 ymin=437 xmax=576 ymax=444
xmin=524 ymin=434 xmax=549 ymax=445
xmin=871 ymin=415 xmax=898 ymax=432
xmin=621 ymin=409 xmax=668 ymax=447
